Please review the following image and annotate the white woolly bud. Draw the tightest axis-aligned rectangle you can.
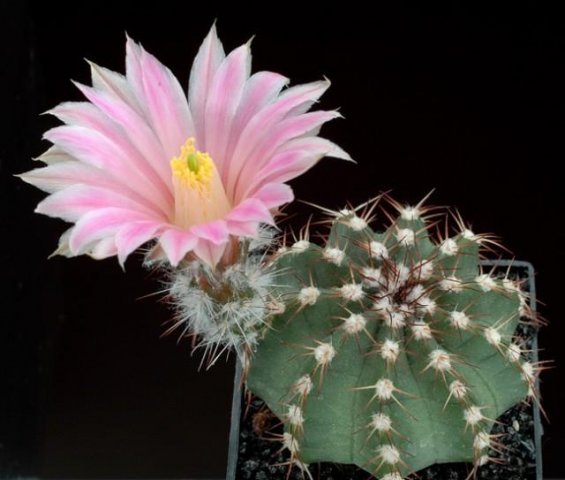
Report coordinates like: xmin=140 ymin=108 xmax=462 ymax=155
xmin=385 ymin=310 xmax=406 ymax=329
xmin=377 ymin=444 xmax=401 ymax=465
xmin=475 ymin=274 xmax=497 ymax=292
xmin=314 ymin=342 xmax=336 ymax=365
xmin=373 ymin=296 xmax=393 ymax=313
xmin=439 ymin=276 xmax=463 ymax=293
xmin=521 ymin=361 xmax=535 ymax=383
xmin=370 ymin=412 xmax=393 ymax=432
xmin=277 ymin=245 xmax=289 ymax=255
xmin=375 ymin=378 xmax=395 ymax=400
xmin=394 ymin=264 xmax=411 ymax=285
xmin=369 ymin=240 xmax=389 ymax=259
xmin=415 ymin=260 xmax=434 ymax=280
xmin=506 ymin=343 xmax=522 ymax=363
xmin=342 ymin=313 xmax=366 ymax=334
xmin=298 ymin=286 xmax=320 ymax=306
xmin=362 ymin=267 xmax=383 ymax=287
xmin=484 ymin=327 xmax=502 ymax=346
xmin=428 ymin=349 xmax=452 ymax=371
xmin=287 ymin=404 xmax=304 ymax=427
xmin=440 ymin=238 xmax=459 ymax=256
xmin=381 ymin=339 xmax=401 ymax=363
xmin=474 ymin=431 xmax=491 ymax=451
xmin=283 ymin=432 xmax=300 ymax=453
xmin=267 ymin=299 xmax=286 ymax=315
xmin=339 ymin=283 xmax=364 ymax=301
xmin=293 ymin=374 xmax=313 ymax=396
xmin=323 ymin=247 xmax=345 ymax=266
xmin=338 ymin=208 xmax=353 ymax=217
xmin=347 ymin=215 xmax=368 ymax=231
xmin=464 ymin=406 xmax=484 ymax=426
xmin=396 ymin=228 xmax=415 ymax=246
xmin=406 ymin=284 xmax=425 ymax=303
xmin=449 ymin=380 xmax=468 ymax=400
xmin=417 ymin=296 xmax=437 ymax=316
xmin=449 ymin=310 xmax=471 ymax=330
xmin=411 ymin=322 xmax=433 ymax=340
xmin=291 ymin=240 xmax=309 ymax=253
xmin=400 ymin=206 xmax=420 ymax=220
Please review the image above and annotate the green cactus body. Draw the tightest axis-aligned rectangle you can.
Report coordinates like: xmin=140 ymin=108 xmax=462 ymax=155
xmin=246 ymin=206 xmax=533 ymax=479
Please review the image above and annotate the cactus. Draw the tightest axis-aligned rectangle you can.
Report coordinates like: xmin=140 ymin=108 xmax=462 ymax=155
xmin=246 ymin=197 xmax=539 ymax=479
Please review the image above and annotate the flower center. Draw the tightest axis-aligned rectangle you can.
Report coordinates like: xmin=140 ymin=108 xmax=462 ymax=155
xmin=170 ymin=138 xmax=215 ymax=192
xmin=170 ymin=138 xmax=231 ymax=229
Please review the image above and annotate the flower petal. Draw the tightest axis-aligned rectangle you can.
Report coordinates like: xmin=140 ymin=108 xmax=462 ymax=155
xmin=73 ymin=83 xmax=171 ymax=189
xmin=69 ymin=207 xmax=150 ymax=255
xmin=126 ymin=36 xmax=194 ymax=159
xmin=190 ymin=219 xmax=229 ymax=246
xmin=204 ymin=43 xmax=251 ymax=171
xmin=188 ymin=24 xmax=226 ymax=144
xmin=234 ymin=110 xmax=342 ymax=203
xmin=115 ymin=221 xmax=164 ymax=266
xmin=36 ymin=184 xmax=161 ymax=223
xmin=158 ymin=228 xmax=198 ymax=267
xmin=226 ymin=80 xmax=331 ymax=197
xmin=44 ymin=125 xmax=172 ymax=216
xmin=88 ymin=60 xmax=141 ymax=113
xmin=252 ymin=183 xmax=294 ymax=209
xmin=193 ymin=239 xmax=227 ymax=268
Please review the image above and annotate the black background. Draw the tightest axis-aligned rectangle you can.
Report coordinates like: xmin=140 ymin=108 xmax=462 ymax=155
xmin=2 ymin=1 xmax=563 ymax=478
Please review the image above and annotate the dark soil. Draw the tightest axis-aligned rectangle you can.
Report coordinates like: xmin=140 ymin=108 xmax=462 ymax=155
xmin=235 ymin=266 xmax=540 ymax=480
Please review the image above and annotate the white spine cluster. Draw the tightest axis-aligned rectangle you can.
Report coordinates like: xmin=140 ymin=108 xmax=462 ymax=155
xmin=323 ymin=247 xmax=345 ymax=266
xmin=396 ymin=228 xmax=416 ymax=246
xmin=377 ymin=444 xmax=401 ymax=465
xmin=369 ymin=240 xmax=389 ymax=259
xmin=440 ymin=238 xmax=459 ymax=256
xmin=314 ymin=342 xmax=336 ymax=366
xmin=342 ymin=313 xmax=366 ymax=334
xmin=299 ymin=286 xmax=321 ymax=306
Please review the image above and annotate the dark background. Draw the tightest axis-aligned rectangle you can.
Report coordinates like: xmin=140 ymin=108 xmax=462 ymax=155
xmin=1 ymin=1 xmax=563 ymax=478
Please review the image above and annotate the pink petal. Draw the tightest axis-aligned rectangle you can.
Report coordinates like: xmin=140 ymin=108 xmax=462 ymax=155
xmin=227 ymin=198 xmax=273 ymax=224
xmin=44 ymin=125 xmax=172 ymax=216
xmin=36 ymin=185 xmax=161 ymax=223
xmin=73 ymin=83 xmax=171 ymax=189
xmin=89 ymin=237 xmax=118 ymax=259
xmin=158 ymin=228 xmax=198 ymax=267
xmin=188 ymin=24 xmax=226 ymax=144
xmin=34 ymin=145 xmax=74 ymax=164
xmin=226 ymin=80 xmax=330 ymax=197
xmin=190 ymin=219 xmax=229 ymax=245
xmin=88 ymin=60 xmax=141 ymax=113
xmin=69 ymin=208 xmax=150 ymax=254
xmin=233 ymin=110 xmax=342 ymax=203
xmin=137 ymin=45 xmax=195 ymax=158
xmin=193 ymin=239 xmax=227 ymax=268
xmin=19 ymin=162 xmax=164 ymax=215
xmin=226 ymin=199 xmax=274 ymax=237
xmin=204 ymin=43 xmax=251 ymax=171
xmin=253 ymin=183 xmax=294 ymax=208
xmin=116 ymin=221 xmax=164 ymax=266
xmin=222 ymin=71 xmax=289 ymax=183
xmin=241 ymin=137 xmax=352 ymax=198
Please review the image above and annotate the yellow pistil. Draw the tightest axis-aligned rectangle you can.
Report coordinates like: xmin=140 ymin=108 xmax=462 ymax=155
xmin=170 ymin=138 xmax=231 ymax=228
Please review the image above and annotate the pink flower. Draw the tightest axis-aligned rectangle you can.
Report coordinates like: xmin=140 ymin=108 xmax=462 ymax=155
xmin=21 ymin=26 xmax=350 ymax=267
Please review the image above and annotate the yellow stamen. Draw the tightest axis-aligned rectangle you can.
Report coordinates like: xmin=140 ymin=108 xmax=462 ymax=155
xmin=170 ymin=138 xmax=214 ymax=192
xmin=170 ymin=138 xmax=231 ymax=229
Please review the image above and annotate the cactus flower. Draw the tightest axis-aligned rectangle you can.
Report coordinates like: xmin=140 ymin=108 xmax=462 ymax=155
xmin=21 ymin=26 xmax=350 ymax=267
